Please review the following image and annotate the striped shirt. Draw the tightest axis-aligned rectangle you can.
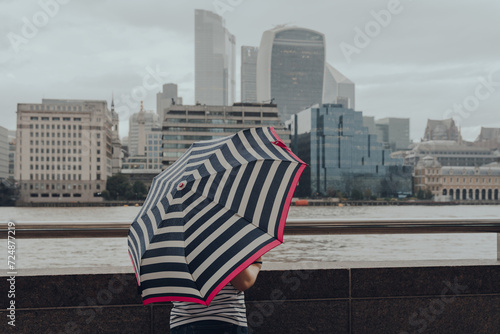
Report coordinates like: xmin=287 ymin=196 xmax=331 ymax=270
xmin=170 ymin=283 xmax=247 ymax=328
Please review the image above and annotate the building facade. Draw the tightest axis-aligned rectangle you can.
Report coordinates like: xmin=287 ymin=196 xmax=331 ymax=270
xmin=290 ymin=104 xmax=409 ymax=197
xmin=161 ymin=103 xmax=290 ymax=167
xmin=122 ymin=128 xmax=162 ymax=171
xmin=15 ymin=99 xmax=119 ymax=203
xmin=156 ymin=83 xmax=183 ymax=120
xmin=8 ymin=130 xmax=16 ymax=179
xmin=241 ymin=46 xmax=258 ymax=103
xmin=414 ymin=156 xmax=500 ymax=201
xmin=375 ymin=117 xmax=410 ymax=151
xmin=322 ymin=63 xmax=355 ymax=109
xmin=128 ymin=104 xmax=160 ymax=157
xmin=257 ymin=26 xmax=326 ymax=122
xmin=0 ymin=126 xmax=8 ymax=179
xmin=404 ymin=141 xmax=499 ymax=167
xmin=195 ymin=9 xmax=236 ymax=106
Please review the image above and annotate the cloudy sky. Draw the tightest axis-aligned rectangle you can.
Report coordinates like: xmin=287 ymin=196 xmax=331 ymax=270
xmin=1 ymin=0 xmax=499 ymax=141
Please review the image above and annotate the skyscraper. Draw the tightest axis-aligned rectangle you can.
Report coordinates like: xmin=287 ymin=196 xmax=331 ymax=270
xmin=241 ymin=46 xmax=258 ymax=102
xmin=256 ymin=26 xmax=326 ymax=121
xmin=194 ymin=9 xmax=236 ymax=106
xmin=156 ymin=83 xmax=183 ymax=120
xmin=322 ymin=63 xmax=355 ymax=109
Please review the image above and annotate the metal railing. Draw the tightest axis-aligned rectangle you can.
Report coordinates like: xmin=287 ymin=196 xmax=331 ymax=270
xmin=2 ymin=218 xmax=500 ymax=260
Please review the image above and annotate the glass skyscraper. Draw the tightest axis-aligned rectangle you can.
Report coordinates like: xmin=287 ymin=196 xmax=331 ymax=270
xmin=241 ymin=46 xmax=258 ymax=102
xmin=257 ymin=26 xmax=326 ymax=122
xmin=290 ymin=104 xmax=408 ymax=197
xmin=195 ymin=9 xmax=235 ymax=106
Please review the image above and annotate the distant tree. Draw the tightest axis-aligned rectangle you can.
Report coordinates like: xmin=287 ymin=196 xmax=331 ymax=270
xmin=132 ymin=181 xmax=148 ymax=200
xmin=0 ymin=179 xmax=18 ymax=206
xmin=363 ymin=189 xmax=372 ymax=200
xmin=101 ymin=190 xmax=111 ymax=200
xmin=326 ymin=187 xmax=338 ymax=198
xmin=351 ymin=189 xmax=363 ymax=200
xmin=106 ymin=174 xmax=131 ymax=200
xmin=416 ymin=188 xmax=433 ymax=200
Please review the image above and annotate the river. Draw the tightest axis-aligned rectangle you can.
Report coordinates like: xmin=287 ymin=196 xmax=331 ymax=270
xmin=1 ymin=205 xmax=499 ymax=269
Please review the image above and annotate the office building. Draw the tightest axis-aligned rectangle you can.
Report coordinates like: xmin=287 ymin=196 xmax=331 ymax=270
xmin=162 ymin=103 xmax=290 ymax=167
xmin=241 ymin=46 xmax=258 ymax=102
xmin=289 ymin=104 xmax=410 ymax=197
xmin=195 ymin=9 xmax=236 ymax=106
xmin=375 ymin=118 xmax=410 ymax=151
xmin=257 ymin=26 xmax=326 ymax=121
xmin=157 ymin=83 xmax=183 ymax=119
xmin=414 ymin=156 xmax=500 ymax=201
xmin=8 ymin=130 xmax=16 ymax=179
xmin=15 ymin=99 xmax=119 ymax=203
xmin=322 ymin=63 xmax=355 ymax=109
xmin=0 ymin=126 xmax=8 ymax=179
xmin=128 ymin=103 xmax=160 ymax=157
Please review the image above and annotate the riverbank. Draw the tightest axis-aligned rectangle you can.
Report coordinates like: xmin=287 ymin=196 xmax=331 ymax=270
xmin=8 ymin=199 xmax=500 ymax=207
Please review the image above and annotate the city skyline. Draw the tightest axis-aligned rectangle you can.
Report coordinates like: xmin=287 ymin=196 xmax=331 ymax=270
xmin=2 ymin=0 xmax=500 ymax=141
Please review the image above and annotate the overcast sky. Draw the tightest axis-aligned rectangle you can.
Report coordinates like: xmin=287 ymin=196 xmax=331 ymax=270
xmin=1 ymin=0 xmax=500 ymax=141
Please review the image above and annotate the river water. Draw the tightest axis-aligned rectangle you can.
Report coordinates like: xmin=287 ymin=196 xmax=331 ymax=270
xmin=1 ymin=205 xmax=499 ymax=269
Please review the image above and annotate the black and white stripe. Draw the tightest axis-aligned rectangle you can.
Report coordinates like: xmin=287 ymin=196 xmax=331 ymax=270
xmin=128 ymin=127 xmax=305 ymax=305
xmin=170 ymin=283 xmax=247 ymax=328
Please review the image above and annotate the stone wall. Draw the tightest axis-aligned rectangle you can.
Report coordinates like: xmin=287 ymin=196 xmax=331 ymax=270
xmin=1 ymin=261 xmax=499 ymax=333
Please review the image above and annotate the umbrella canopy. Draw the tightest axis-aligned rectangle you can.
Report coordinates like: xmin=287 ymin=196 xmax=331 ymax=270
xmin=128 ymin=127 xmax=306 ymax=306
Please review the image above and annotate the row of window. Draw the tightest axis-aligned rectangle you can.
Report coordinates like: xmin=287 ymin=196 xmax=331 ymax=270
xmin=30 ymin=193 xmax=83 ymax=198
xmin=29 ymin=173 xmax=101 ymax=180
xmin=30 ymin=164 xmax=87 ymax=171
xmin=24 ymin=183 xmax=101 ymax=190
xmin=425 ymin=177 xmax=499 ymax=183
xmin=422 ymin=151 xmax=491 ymax=156
xmin=31 ymin=132 xmax=83 ymax=138
xmin=29 ymin=105 xmax=82 ymax=112
xmin=423 ymin=169 xmax=498 ymax=176
xmin=122 ymin=164 xmax=162 ymax=170
xmin=166 ymin=111 xmax=279 ymax=118
xmin=29 ymin=148 xmax=100 ymax=154
xmin=30 ymin=123 xmax=82 ymax=129
xmin=31 ymin=156 xmax=89 ymax=162
xmin=29 ymin=140 xmax=99 ymax=147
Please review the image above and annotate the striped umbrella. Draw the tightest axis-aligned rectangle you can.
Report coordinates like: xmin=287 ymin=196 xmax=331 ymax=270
xmin=128 ymin=127 xmax=306 ymax=306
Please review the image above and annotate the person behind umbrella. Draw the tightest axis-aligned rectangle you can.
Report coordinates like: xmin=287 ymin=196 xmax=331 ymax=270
xmin=169 ymin=257 xmax=263 ymax=334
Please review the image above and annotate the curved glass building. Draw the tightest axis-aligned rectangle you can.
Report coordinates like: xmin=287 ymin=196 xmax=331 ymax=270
xmin=257 ymin=26 xmax=326 ymax=122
